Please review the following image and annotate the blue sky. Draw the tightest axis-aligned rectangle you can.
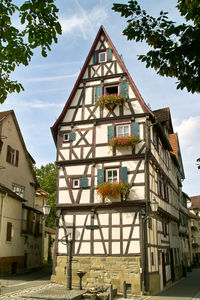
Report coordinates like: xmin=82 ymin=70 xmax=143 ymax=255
xmin=1 ymin=0 xmax=200 ymax=197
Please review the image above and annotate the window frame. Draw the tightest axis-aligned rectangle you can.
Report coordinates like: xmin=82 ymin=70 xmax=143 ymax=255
xmin=6 ymin=145 xmax=19 ymax=166
xmin=98 ymin=50 xmax=107 ymax=63
xmin=105 ymin=167 xmax=120 ymax=183
xmin=116 ymin=123 xmax=131 ymax=137
xmin=71 ymin=178 xmax=80 ymax=189
xmin=104 ymin=83 xmax=119 ymax=95
xmin=63 ymin=133 xmax=70 ymax=142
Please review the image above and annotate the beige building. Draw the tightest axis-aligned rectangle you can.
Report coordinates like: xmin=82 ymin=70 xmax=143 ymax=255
xmin=51 ymin=26 xmax=189 ymax=295
xmin=0 ymin=110 xmax=43 ymax=275
xmin=188 ymin=195 xmax=200 ymax=265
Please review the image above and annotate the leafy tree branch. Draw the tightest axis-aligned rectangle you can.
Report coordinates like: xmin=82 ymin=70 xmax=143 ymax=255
xmin=0 ymin=0 xmax=61 ymax=103
xmin=112 ymin=0 xmax=200 ymax=93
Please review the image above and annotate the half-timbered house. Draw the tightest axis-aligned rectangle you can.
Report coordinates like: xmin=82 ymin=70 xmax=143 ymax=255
xmin=51 ymin=26 xmax=186 ymax=294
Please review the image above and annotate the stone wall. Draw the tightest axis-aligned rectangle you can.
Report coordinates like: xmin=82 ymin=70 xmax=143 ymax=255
xmin=52 ymin=256 xmax=141 ymax=295
xmin=0 ymin=256 xmax=24 ymax=275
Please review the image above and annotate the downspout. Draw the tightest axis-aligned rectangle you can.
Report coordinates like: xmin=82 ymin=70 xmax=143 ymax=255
xmin=0 ymin=193 xmax=7 ymax=239
xmin=142 ymin=118 xmax=151 ymax=294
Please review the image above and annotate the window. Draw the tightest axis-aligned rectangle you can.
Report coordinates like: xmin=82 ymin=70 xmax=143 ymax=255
xmin=153 ymin=127 xmax=159 ymax=151
xmin=104 ymin=85 xmax=118 ymax=95
xmin=6 ymin=222 xmax=12 ymax=241
xmin=63 ymin=133 xmax=70 ymax=141
xmin=62 ymin=132 xmax=76 ymax=143
xmin=105 ymin=168 xmax=119 ymax=183
xmin=12 ymin=184 xmax=25 ymax=198
xmin=6 ymin=145 xmax=19 ymax=166
xmin=99 ymin=51 xmax=106 ymax=63
xmin=72 ymin=179 xmax=80 ymax=189
xmin=162 ymin=223 xmax=168 ymax=237
xmin=151 ymin=252 xmax=154 ymax=265
xmin=116 ymin=124 xmax=130 ymax=137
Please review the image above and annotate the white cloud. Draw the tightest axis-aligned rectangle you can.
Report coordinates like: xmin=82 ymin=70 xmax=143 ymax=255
xmin=174 ymin=116 xmax=200 ymax=148
xmin=60 ymin=5 xmax=108 ymax=39
xmin=23 ymin=72 xmax=79 ymax=82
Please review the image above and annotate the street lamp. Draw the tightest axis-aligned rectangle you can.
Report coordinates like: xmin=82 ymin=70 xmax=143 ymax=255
xmin=43 ymin=201 xmax=51 ymax=217
xmin=150 ymin=198 xmax=159 ymax=213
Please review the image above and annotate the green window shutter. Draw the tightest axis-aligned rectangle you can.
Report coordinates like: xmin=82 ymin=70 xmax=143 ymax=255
xmin=97 ymin=169 xmax=104 ymax=185
xmin=107 ymin=125 xmax=115 ymax=142
xmin=69 ymin=132 xmax=76 ymax=141
xmin=93 ymin=51 xmax=98 ymax=64
xmin=120 ymin=167 xmax=128 ymax=183
xmin=131 ymin=122 xmax=139 ymax=138
xmin=107 ymin=48 xmax=112 ymax=61
xmin=15 ymin=150 xmax=19 ymax=167
xmin=80 ymin=177 xmax=88 ymax=188
xmin=153 ymin=127 xmax=156 ymax=146
xmin=120 ymin=81 xmax=128 ymax=98
xmin=94 ymin=85 xmax=103 ymax=101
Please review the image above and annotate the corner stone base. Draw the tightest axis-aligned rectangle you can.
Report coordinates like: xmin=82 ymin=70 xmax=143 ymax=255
xmin=52 ymin=256 xmax=141 ymax=295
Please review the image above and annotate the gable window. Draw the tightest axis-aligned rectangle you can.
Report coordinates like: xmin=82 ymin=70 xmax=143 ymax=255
xmin=116 ymin=124 xmax=130 ymax=137
xmin=6 ymin=222 xmax=13 ymax=242
xmin=105 ymin=168 xmax=119 ymax=183
xmin=12 ymin=184 xmax=25 ymax=198
xmin=104 ymin=85 xmax=118 ymax=95
xmin=63 ymin=133 xmax=70 ymax=142
xmin=99 ymin=51 xmax=106 ymax=63
xmin=6 ymin=145 xmax=19 ymax=166
xmin=72 ymin=179 xmax=80 ymax=189
xmin=62 ymin=132 xmax=76 ymax=143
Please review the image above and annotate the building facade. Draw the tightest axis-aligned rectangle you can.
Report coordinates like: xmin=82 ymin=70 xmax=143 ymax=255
xmin=51 ymin=26 xmax=187 ymax=294
xmin=0 ymin=110 xmax=43 ymax=275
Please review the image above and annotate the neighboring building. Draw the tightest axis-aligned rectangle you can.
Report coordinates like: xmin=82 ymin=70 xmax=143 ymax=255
xmin=0 ymin=110 xmax=43 ymax=275
xmin=44 ymin=227 xmax=56 ymax=263
xmin=51 ymin=26 xmax=187 ymax=294
xmin=188 ymin=195 xmax=200 ymax=265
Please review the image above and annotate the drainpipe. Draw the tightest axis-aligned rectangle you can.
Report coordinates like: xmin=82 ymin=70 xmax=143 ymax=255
xmin=0 ymin=193 xmax=7 ymax=239
xmin=142 ymin=119 xmax=151 ymax=294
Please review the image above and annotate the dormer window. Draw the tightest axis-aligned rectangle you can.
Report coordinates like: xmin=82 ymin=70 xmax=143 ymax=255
xmin=99 ymin=51 xmax=107 ymax=63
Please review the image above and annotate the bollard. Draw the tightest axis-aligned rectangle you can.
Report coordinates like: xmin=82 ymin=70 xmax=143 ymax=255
xmin=109 ymin=283 xmax=113 ymax=300
xmin=123 ymin=281 xmax=127 ymax=298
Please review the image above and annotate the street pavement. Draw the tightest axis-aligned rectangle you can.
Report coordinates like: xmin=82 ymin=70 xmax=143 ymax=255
xmin=0 ymin=267 xmax=200 ymax=299
xmin=146 ymin=268 xmax=200 ymax=300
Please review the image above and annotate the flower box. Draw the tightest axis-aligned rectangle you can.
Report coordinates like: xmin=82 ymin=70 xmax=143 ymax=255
xmin=97 ymin=182 xmax=131 ymax=202
xmin=109 ymin=135 xmax=140 ymax=148
xmin=95 ymin=94 xmax=126 ymax=109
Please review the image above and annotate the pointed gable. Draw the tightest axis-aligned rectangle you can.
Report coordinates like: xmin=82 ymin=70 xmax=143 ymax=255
xmin=52 ymin=25 xmax=154 ymax=142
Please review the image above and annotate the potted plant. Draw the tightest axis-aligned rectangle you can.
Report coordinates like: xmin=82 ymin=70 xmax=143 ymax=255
xmin=97 ymin=182 xmax=132 ymax=202
xmin=95 ymin=94 xmax=126 ymax=109
xmin=109 ymin=135 xmax=140 ymax=148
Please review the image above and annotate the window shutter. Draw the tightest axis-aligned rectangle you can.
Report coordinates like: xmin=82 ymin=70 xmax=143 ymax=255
xmin=120 ymin=167 xmax=128 ymax=183
xmin=120 ymin=81 xmax=128 ymax=98
xmin=131 ymin=122 xmax=139 ymax=138
xmin=148 ymin=217 xmax=152 ymax=229
xmin=6 ymin=222 xmax=12 ymax=241
xmin=97 ymin=169 xmax=104 ymax=185
xmin=107 ymin=48 xmax=112 ymax=61
xmin=80 ymin=177 xmax=88 ymax=188
xmin=153 ymin=127 xmax=156 ymax=146
xmin=107 ymin=125 xmax=115 ymax=142
xmin=94 ymin=85 xmax=103 ymax=101
xmin=6 ymin=145 xmax=11 ymax=163
xmin=93 ymin=51 xmax=98 ymax=64
xmin=0 ymin=140 xmax=3 ymax=154
xmin=15 ymin=150 xmax=19 ymax=167
xmin=69 ymin=132 xmax=76 ymax=141
xmin=157 ymin=179 xmax=160 ymax=195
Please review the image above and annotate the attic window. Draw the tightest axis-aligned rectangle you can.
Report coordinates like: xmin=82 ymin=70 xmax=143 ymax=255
xmin=99 ymin=51 xmax=106 ymax=63
xmin=104 ymin=85 xmax=118 ymax=95
xmin=63 ymin=133 xmax=69 ymax=142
